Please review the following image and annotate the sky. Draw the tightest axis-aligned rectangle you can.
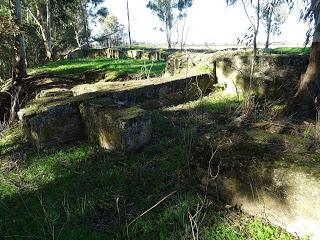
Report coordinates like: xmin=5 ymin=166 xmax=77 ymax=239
xmin=98 ymin=0 xmax=310 ymax=46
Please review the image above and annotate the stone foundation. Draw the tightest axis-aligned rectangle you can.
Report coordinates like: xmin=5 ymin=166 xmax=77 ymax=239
xmin=80 ymin=100 xmax=152 ymax=152
xmin=18 ymin=73 xmax=215 ymax=149
xmin=195 ymin=131 xmax=320 ymax=240
xmin=58 ymin=48 xmax=171 ymax=61
xmin=165 ymin=51 xmax=309 ymax=101
xmin=21 ymin=103 xmax=83 ymax=148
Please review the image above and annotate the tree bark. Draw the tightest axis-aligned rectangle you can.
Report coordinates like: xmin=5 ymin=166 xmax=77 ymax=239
xmin=10 ymin=0 xmax=27 ymax=124
xmin=127 ymin=0 xmax=132 ymax=48
xmin=80 ymin=0 xmax=89 ymax=48
xmin=253 ymin=0 xmax=260 ymax=58
xmin=12 ymin=0 xmax=27 ymax=81
xmin=46 ymin=0 xmax=52 ymax=53
xmin=166 ymin=20 xmax=172 ymax=49
xmin=290 ymin=0 xmax=320 ymax=119
xmin=291 ymin=42 xmax=320 ymax=119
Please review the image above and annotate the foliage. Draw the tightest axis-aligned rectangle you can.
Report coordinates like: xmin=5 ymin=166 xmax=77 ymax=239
xmin=261 ymin=0 xmax=289 ymax=48
xmin=0 ymin=3 xmax=14 ymax=81
xmin=97 ymin=15 xmax=125 ymax=47
xmin=146 ymin=0 xmax=193 ymax=48
xmin=299 ymin=0 xmax=320 ymax=44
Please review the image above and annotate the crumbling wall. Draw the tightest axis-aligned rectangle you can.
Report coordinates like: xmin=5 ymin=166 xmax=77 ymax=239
xmin=165 ymin=51 xmax=309 ymax=101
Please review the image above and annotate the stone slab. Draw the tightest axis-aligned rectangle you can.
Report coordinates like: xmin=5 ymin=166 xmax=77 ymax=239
xmin=197 ymin=158 xmax=320 ymax=239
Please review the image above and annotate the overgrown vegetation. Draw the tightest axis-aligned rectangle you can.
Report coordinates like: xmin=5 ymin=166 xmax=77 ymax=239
xmin=0 ymin=92 xmax=307 ymax=239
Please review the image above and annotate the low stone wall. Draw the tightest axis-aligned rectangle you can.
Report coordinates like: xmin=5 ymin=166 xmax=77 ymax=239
xmin=215 ymin=54 xmax=309 ymax=101
xmin=18 ymin=73 xmax=215 ymax=149
xmin=58 ymin=48 xmax=172 ymax=61
xmin=197 ymin=162 xmax=320 ymax=239
xmin=165 ymin=51 xmax=309 ymax=101
xmin=194 ymin=132 xmax=320 ymax=239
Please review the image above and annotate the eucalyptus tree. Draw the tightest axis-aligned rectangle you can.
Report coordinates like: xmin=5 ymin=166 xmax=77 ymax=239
xmin=146 ymin=0 xmax=193 ymax=49
xmin=291 ymin=0 xmax=320 ymax=118
xmin=227 ymin=0 xmax=262 ymax=57
xmin=99 ymin=14 xmax=125 ymax=47
xmin=262 ymin=0 xmax=289 ymax=49
xmin=127 ymin=0 xmax=132 ymax=47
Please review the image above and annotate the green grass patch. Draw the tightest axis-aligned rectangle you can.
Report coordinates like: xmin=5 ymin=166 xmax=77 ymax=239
xmin=202 ymin=216 xmax=293 ymax=240
xmin=29 ymin=57 xmax=166 ymax=77
xmin=268 ymin=47 xmax=310 ymax=55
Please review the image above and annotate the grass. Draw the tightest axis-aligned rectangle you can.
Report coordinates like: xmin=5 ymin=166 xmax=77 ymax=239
xmin=29 ymin=57 xmax=166 ymax=77
xmin=268 ymin=47 xmax=311 ymax=55
xmin=0 ymin=92 xmax=302 ymax=240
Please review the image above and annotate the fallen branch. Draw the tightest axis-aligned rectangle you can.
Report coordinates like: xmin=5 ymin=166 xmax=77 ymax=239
xmin=127 ymin=190 xmax=177 ymax=228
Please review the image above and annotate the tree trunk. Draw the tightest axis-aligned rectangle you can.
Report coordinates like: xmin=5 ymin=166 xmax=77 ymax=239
xmin=253 ymin=0 xmax=260 ymax=58
xmin=10 ymin=0 xmax=27 ymax=124
xmin=28 ymin=2 xmax=52 ymax=60
xmin=290 ymin=0 xmax=320 ymax=119
xmin=80 ymin=0 xmax=89 ymax=48
xmin=46 ymin=0 xmax=52 ymax=53
xmin=291 ymin=42 xmax=320 ymax=119
xmin=12 ymin=0 xmax=27 ymax=81
xmin=71 ymin=23 xmax=82 ymax=48
xmin=127 ymin=0 xmax=132 ymax=48
xmin=265 ymin=9 xmax=273 ymax=49
xmin=166 ymin=23 xmax=172 ymax=49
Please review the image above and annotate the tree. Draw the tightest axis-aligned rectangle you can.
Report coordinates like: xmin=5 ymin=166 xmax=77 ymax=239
xmin=27 ymin=0 xmax=53 ymax=60
xmin=228 ymin=0 xmax=262 ymax=57
xmin=290 ymin=0 xmax=320 ymax=119
xmin=82 ymin=0 xmax=104 ymax=47
xmin=262 ymin=0 xmax=288 ymax=49
xmin=0 ymin=3 xmax=14 ymax=81
xmin=99 ymin=15 xmax=125 ymax=47
xmin=7 ymin=0 xmax=28 ymax=124
xmin=127 ymin=0 xmax=132 ymax=48
xmin=11 ymin=0 xmax=27 ymax=80
xmin=146 ymin=0 xmax=193 ymax=49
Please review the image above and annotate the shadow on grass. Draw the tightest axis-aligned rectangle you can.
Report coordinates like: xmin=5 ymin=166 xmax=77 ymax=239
xmin=0 ymin=95 xmax=308 ymax=239
xmin=0 ymin=111 xmax=196 ymax=240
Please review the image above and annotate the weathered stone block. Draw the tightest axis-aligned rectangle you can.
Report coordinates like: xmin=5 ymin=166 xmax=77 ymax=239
xmin=80 ymin=100 xmax=152 ymax=152
xmin=72 ymin=73 xmax=216 ymax=108
xmin=18 ymin=73 xmax=213 ymax=149
xmin=166 ymin=51 xmax=309 ymax=100
xmin=18 ymin=88 xmax=83 ymax=148
xmin=127 ymin=50 xmax=143 ymax=59
xmin=21 ymin=103 xmax=83 ymax=148
xmin=192 ymin=127 xmax=320 ymax=240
